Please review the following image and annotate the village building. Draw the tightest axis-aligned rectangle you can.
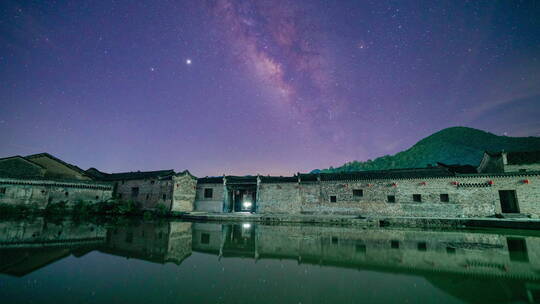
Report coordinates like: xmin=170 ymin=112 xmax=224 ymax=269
xmin=192 ymin=151 xmax=540 ymax=218
xmin=478 ymin=150 xmax=540 ymax=173
xmin=0 ymin=153 xmax=113 ymax=208
xmin=86 ymin=168 xmax=196 ymax=212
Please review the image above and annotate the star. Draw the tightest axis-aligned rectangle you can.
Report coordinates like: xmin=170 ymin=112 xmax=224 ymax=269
xmin=186 ymin=59 xmax=192 ymax=65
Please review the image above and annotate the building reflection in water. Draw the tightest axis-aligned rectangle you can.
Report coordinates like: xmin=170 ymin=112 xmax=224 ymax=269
xmin=1 ymin=218 xmax=540 ymax=303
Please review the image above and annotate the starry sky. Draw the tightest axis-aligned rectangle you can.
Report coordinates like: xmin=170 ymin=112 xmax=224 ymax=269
xmin=1 ymin=0 xmax=539 ymax=177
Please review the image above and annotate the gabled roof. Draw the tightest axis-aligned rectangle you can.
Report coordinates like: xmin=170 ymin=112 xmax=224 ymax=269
xmin=86 ymin=168 xmax=176 ymax=181
xmin=25 ymin=153 xmax=91 ymax=178
xmin=506 ymin=151 xmax=540 ymax=165
xmin=0 ymin=156 xmax=46 ymax=178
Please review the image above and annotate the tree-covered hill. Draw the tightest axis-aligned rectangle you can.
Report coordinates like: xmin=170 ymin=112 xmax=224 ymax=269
xmin=315 ymin=127 xmax=540 ymax=173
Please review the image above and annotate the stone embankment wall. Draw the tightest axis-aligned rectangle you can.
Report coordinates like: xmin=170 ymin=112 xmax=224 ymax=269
xmin=256 ymin=174 xmax=540 ymax=217
xmin=0 ymin=178 xmax=113 ymax=208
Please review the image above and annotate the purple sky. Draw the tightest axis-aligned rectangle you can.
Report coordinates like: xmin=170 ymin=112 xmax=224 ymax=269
xmin=1 ymin=1 xmax=539 ymax=177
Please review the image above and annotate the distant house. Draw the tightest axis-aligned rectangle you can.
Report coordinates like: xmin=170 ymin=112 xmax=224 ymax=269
xmin=477 ymin=151 xmax=540 ymax=173
xmin=86 ymin=168 xmax=196 ymax=212
xmin=0 ymin=153 xmax=113 ymax=208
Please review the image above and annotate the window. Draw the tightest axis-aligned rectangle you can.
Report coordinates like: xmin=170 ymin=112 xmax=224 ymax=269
xmin=0 ymin=187 xmax=6 ymax=194
xmin=162 ymin=194 xmax=166 ymax=200
xmin=131 ymin=187 xmax=139 ymax=198
xmin=446 ymin=247 xmax=456 ymax=254
xmin=353 ymin=189 xmax=363 ymax=197
xmin=125 ymin=232 xmax=133 ymax=243
xmin=507 ymin=237 xmax=529 ymax=262
xmin=65 ymin=191 xmax=69 ymax=197
xmin=330 ymin=195 xmax=337 ymax=203
xmin=413 ymin=194 xmax=422 ymax=202
xmin=121 ymin=180 xmax=125 ymax=184
xmin=95 ymin=196 xmax=99 ymax=200
xmin=331 ymin=236 xmax=338 ymax=244
xmin=118 ymin=193 xmax=123 ymax=199
xmin=387 ymin=195 xmax=395 ymax=203
xmin=417 ymin=242 xmax=427 ymax=251
xmin=150 ymin=180 xmax=155 ymax=184
xmin=201 ymin=233 xmax=210 ymax=244
xmin=146 ymin=194 xmax=150 ymax=200
xmin=355 ymin=243 xmax=366 ymax=253
xmin=440 ymin=194 xmax=449 ymax=202
xmin=204 ymin=188 xmax=213 ymax=199
xmin=391 ymin=240 xmax=399 ymax=249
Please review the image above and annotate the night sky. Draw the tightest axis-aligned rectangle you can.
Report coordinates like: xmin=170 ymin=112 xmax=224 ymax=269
xmin=1 ymin=1 xmax=539 ymax=176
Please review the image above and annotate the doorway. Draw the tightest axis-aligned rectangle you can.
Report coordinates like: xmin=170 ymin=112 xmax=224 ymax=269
xmin=499 ymin=190 xmax=519 ymax=213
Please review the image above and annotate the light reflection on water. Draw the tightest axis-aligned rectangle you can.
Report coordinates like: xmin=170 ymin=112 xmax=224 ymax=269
xmin=0 ymin=218 xmax=539 ymax=304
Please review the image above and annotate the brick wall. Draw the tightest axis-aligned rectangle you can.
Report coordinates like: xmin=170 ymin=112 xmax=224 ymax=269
xmin=256 ymin=174 xmax=540 ymax=217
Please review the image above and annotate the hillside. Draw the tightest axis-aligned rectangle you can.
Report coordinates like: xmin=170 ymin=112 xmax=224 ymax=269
xmin=315 ymin=127 xmax=540 ymax=173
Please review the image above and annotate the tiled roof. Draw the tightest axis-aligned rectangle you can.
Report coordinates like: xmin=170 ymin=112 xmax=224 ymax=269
xmin=299 ymin=167 xmax=455 ymax=181
xmin=506 ymin=151 xmax=540 ymax=165
xmin=0 ymin=156 xmax=45 ymax=178
xmin=86 ymin=168 xmax=175 ymax=181
xmin=260 ymin=176 xmax=298 ymax=183
xmin=197 ymin=176 xmax=223 ymax=184
xmin=25 ymin=153 xmax=90 ymax=178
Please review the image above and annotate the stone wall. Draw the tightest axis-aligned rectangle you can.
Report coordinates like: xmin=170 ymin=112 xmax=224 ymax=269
xmin=194 ymin=183 xmax=224 ymax=212
xmin=171 ymin=174 xmax=197 ymax=212
xmin=255 ymin=174 xmax=540 ymax=217
xmin=0 ymin=178 xmax=113 ymax=208
xmin=115 ymin=178 xmax=172 ymax=210
xmin=256 ymin=182 xmax=301 ymax=214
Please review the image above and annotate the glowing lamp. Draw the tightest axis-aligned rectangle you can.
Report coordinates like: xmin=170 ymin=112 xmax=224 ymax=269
xmin=523 ymin=179 xmax=530 ymax=184
xmin=488 ymin=180 xmax=494 ymax=185
xmin=243 ymin=201 xmax=252 ymax=208
xmin=451 ymin=181 xmax=459 ymax=185
xmin=367 ymin=183 xmax=374 ymax=187
xmin=392 ymin=183 xmax=398 ymax=187
xmin=420 ymin=182 xmax=427 ymax=186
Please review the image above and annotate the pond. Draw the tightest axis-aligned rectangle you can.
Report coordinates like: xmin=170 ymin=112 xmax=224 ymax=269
xmin=0 ymin=218 xmax=538 ymax=304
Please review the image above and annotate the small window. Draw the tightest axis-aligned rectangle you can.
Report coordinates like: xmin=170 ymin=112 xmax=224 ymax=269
xmin=440 ymin=194 xmax=449 ymax=202
xmin=0 ymin=187 xmax=6 ymax=194
xmin=146 ymin=194 xmax=150 ymax=200
xmin=331 ymin=236 xmax=338 ymax=244
xmin=418 ymin=242 xmax=427 ymax=251
xmin=353 ymin=189 xmax=363 ymax=197
xmin=121 ymin=180 xmax=125 ymax=184
xmin=131 ymin=187 xmax=139 ymax=198
xmin=65 ymin=191 xmax=69 ymax=197
xmin=201 ymin=233 xmax=210 ymax=244
xmin=391 ymin=240 xmax=399 ymax=249
xmin=95 ymin=196 xmax=99 ymax=200
xmin=355 ymin=243 xmax=366 ymax=253
xmin=446 ymin=247 xmax=456 ymax=254
xmin=387 ymin=195 xmax=396 ymax=203
xmin=150 ymin=180 xmax=155 ymax=184
xmin=330 ymin=195 xmax=337 ymax=203
xmin=162 ymin=194 xmax=166 ymax=200
xmin=413 ymin=194 xmax=422 ymax=202
xmin=118 ymin=193 xmax=123 ymax=199
xmin=204 ymin=188 xmax=213 ymax=199
xmin=125 ymin=232 xmax=133 ymax=243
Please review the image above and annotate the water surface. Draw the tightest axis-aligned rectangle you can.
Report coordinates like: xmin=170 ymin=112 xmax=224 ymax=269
xmin=0 ymin=218 xmax=538 ymax=303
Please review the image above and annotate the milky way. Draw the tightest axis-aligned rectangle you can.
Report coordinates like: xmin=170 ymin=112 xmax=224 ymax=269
xmin=1 ymin=0 xmax=539 ymax=176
